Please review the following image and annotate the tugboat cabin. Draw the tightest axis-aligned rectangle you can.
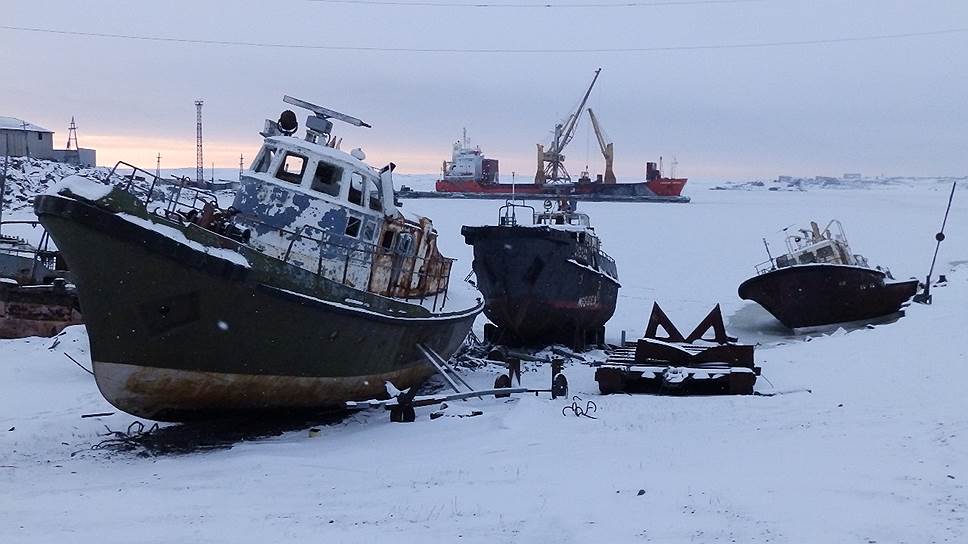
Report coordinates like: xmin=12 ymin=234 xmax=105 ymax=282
xmin=759 ymin=220 xmax=870 ymax=273
xmin=230 ymin=99 xmax=454 ymax=305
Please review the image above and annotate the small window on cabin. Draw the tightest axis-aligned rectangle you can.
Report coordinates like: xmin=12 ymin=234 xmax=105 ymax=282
xmin=362 ymin=221 xmax=376 ymax=242
xmin=276 ymin=153 xmax=307 ymax=184
xmin=311 ymin=161 xmax=342 ymax=197
xmin=395 ymin=232 xmax=414 ymax=256
xmin=816 ymin=245 xmax=835 ymax=262
xmin=348 ymin=172 xmax=365 ymax=207
xmin=252 ymin=147 xmax=276 ymax=173
xmin=370 ymin=186 xmax=383 ymax=212
xmin=37 ymin=133 xmax=43 ymax=141
xmin=345 ymin=216 xmax=361 ymax=238
xmin=798 ymin=252 xmax=817 ymax=264
xmin=381 ymin=230 xmax=395 ymax=250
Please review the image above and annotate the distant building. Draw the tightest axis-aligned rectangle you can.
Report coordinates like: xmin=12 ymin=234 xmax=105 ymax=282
xmin=0 ymin=116 xmax=96 ymax=167
xmin=843 ymin=173 xmax=862 ymax=180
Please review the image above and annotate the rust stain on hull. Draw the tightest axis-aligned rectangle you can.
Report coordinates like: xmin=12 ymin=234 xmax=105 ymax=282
xmin=94 ymin=361 xmax=435 ymax=421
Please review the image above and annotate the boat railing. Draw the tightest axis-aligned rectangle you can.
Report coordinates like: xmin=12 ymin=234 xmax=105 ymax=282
xmin=111 ymin=161 xmax=219 ymax=223
xmin=499 ymin=201 xmax=535 ymax=226
xmin=597 ymin=247 xmax=619 ymax=280
xmin=109 ymin=161 xmax=456 ymax=312
xmin=754 ymin=259 xmax=777 ymax=275
xmin=233 ymin=214 xmax=455 ymax=312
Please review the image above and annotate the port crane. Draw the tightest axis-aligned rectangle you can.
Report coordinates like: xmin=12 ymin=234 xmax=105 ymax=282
xmin=586 ymin=108 xmax=616 ymax=184
xmin=534 ymin=68 xmax=601 ymax=184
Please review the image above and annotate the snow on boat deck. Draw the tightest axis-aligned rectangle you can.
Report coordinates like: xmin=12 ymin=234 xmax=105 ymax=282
xmin=1 ymin=180 xmax=965 ymax=543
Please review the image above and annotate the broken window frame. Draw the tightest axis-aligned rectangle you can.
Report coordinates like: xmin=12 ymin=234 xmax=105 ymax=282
xmin=348 ymin=171 xmax=367 ymax=208
xmin=251 ymin=145 xmax=277 ymax=173
xmin=345 ymin=215 xmax=362 ymax=238
xmin=310 ymin=160 xmax=343 ymax=197
xmin=275 ymin=152 xmax=308 ymax=185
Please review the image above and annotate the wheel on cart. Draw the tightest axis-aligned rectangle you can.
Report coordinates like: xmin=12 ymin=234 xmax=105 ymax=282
xmin=595 ymin=368 xmax=624 ymax=395
xmin=390 ymin=405 xmax=416 ymax=423
xmin=552 ymin=373 xmax=569 ymax=399
xmin=494 ymin=374 xmax=512 ymax=398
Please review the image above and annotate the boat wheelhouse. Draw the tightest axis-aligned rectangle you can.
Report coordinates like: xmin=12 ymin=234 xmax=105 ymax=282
xmin=758 ymin=220 xmax=870 ymax=273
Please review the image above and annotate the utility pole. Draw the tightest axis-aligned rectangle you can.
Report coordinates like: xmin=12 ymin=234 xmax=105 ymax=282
xmin=0 ymin=141 xmax=8 ymax=234
xmin=155 ymin=153 xmax=162 ymax=179
xmin=239 ymin=154 xmax=244 ymax=180
xmin=195 ymin=99 xmax=204 ymax=184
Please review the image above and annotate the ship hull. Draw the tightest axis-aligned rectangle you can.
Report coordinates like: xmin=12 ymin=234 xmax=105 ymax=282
xmin=35 ymin=195 xmax=479 ymax=421
xmin=462 ymin=225 xmax=619 ymax=348
xmin=738 ymin=264 xmax=918 ymax=329
xmin=435 ymin=178 xmax=687 ymax=198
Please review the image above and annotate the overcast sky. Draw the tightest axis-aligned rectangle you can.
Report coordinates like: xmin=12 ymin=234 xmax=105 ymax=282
xmin=3 ymin=0 xmax=967 ymax=179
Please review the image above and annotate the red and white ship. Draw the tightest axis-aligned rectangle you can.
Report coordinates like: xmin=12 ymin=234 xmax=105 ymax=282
xmin=431 ymin=133 xmax=688 ymax=202
xmin=423 ymin=69 xmax=688 ymax=203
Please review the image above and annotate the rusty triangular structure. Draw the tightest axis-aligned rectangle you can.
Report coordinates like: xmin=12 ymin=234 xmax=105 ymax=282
xmin=684 ymin=304 xmax=737 ymax=344
xmin=644 ymin=302 xmax=686 ymax=343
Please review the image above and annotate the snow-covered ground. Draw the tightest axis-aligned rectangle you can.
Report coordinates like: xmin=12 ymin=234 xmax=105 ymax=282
xmin=1 ymin=171 xmax=965 ymax=542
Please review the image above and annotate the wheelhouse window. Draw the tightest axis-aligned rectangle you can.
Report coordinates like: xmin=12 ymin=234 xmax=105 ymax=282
xmin=368 ymin=180 xmax=383 ymax=212
xmin=276 ymin=152 xmax=307 ymax=184
xmin=345 ymin=216 xmax=361 ymax=238
xmin=348 ymin=172 xmax=365 ymax=207
xmin=311 ymin=160 xmax=343 ymax=197
xmin=251 ymin=146 xmax=276 ymax=173
xmin=362 ymin=221 xmax=376 ymax=242
xmin=380 ymin=230 xmax=394 ymax=250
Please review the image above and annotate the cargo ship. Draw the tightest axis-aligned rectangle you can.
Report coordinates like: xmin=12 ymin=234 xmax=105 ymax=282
xmin=425 ymin=133 xmax=688 ymax=202
xmin=461 ymin=198 xmax=620 ymax=348
xmin=402 ymin=69 xmax=688 ymax=203
xmin=738 ymin=220 xmax=918 ymax=329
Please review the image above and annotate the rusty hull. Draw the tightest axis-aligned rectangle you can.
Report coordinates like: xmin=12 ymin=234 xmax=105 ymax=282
xmin=35 ymin=193 xmax=480 ymax=421
xmin=94 ymin=361 xmax=433 ymax=421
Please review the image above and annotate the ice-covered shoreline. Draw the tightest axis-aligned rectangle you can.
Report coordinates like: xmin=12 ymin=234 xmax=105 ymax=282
xmin=2 ymin=164 xmax=965 ymax=543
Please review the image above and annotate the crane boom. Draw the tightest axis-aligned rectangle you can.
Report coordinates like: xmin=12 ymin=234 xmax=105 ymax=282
xmin=535 ymin=68 xmax=603 ymax=184
xmin=586 ymin=107 xmax=616 ymax=184
xmin=553 ymin=68 xmax=601 ymax=154
xmin=587 ymin=108 xmax=608 ymax=154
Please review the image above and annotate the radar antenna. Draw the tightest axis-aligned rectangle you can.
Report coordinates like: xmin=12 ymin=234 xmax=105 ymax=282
xmin=262 ymin=96 xmax=372 ymax=147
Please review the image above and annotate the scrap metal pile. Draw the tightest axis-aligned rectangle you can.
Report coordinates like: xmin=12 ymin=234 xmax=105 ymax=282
xmin=595 ymin=303 xmax=760 ymax=395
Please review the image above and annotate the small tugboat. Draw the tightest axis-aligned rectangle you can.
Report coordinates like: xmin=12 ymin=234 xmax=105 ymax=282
xmin=461 ymin=198 xmax=620 ymax=348
xmin=0 ymin=222 xmax=81 ymax=338
xmin=738 ymin=220 xmax=918 ymax=329
xmin=34 ymin=96 xmax=482 ymax=421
